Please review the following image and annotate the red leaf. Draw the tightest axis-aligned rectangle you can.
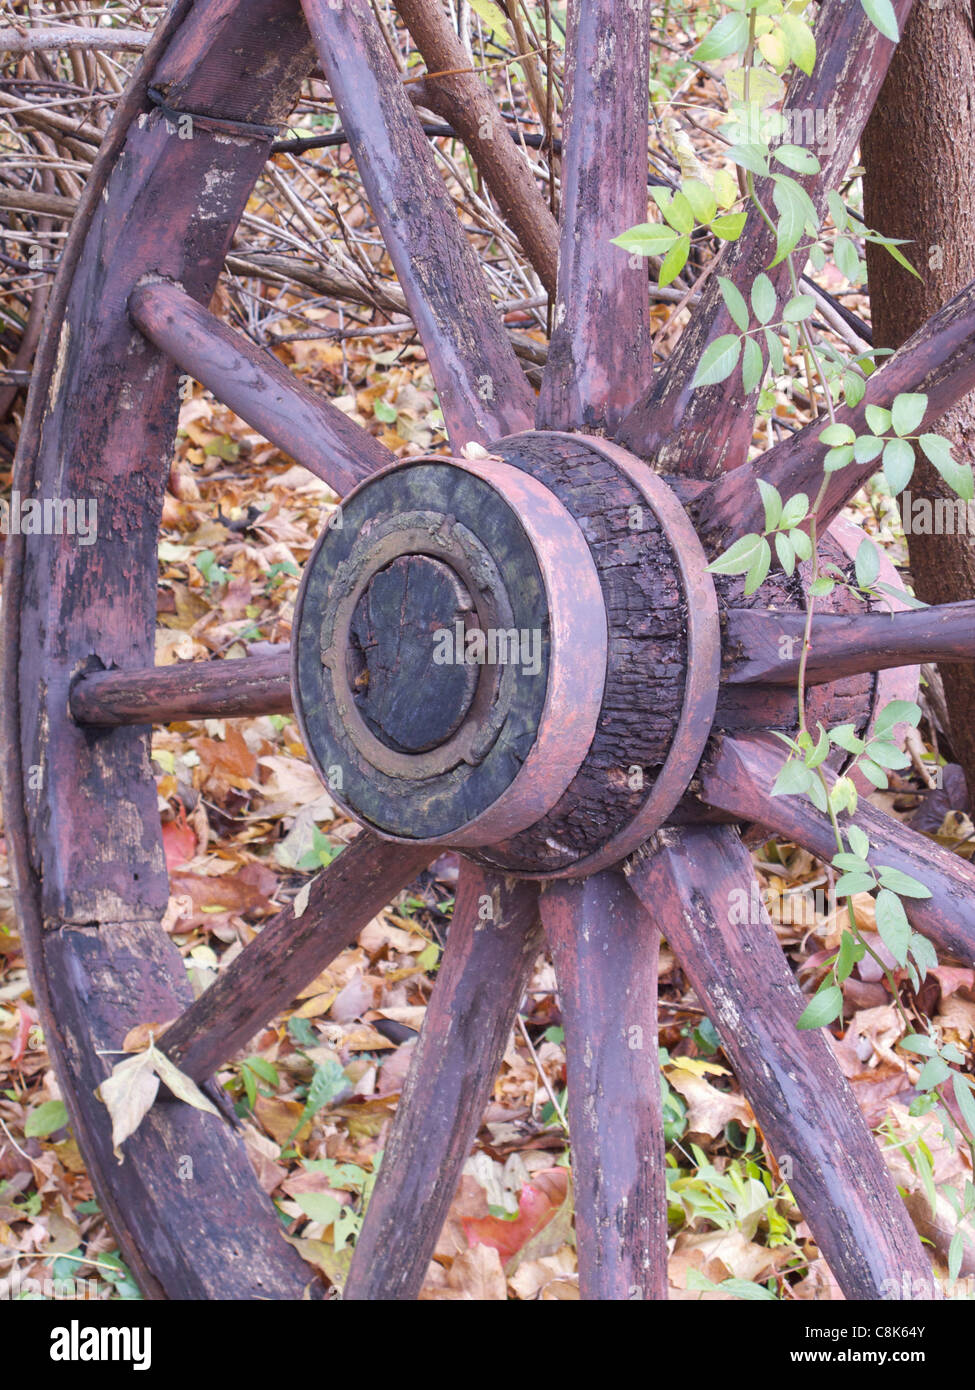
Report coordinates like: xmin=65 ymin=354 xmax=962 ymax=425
xmin=11 ymin=1004 xmax=39 ymax=1064
xmin=162 ymin=803 xmax=196 ymax=871
xmin=463 ymin=1167 xmax=568 ymax=1263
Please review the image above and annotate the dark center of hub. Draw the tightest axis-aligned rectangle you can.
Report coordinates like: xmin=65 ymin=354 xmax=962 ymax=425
xmin=348 ymin=553 xmax=480 ymax=754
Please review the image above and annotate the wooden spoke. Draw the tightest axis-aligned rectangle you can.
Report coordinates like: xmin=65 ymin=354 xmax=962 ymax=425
xmin=393 ymin=0 xmax=558 ymax=295
xmin=129 ymin=282 xmax=392 ymax=496
xmin=626 ymin=824 xmax=932 ymax=1298
xmin=344 ymin=864 xmax=541 ymax=1301
xmin=161 ymin=833 xmax=433 ymax=1083
xmin=616 ymin=0 xmax=912 ymax=474
xmin=70 ymin=649 xmax=292 ymax=725
xmin=540 ymin=871 xmax=667 ymax=1301
xmin=300 ymin=0 xmax=535 ymax=448
xmin=699 ymin=733 xmax=975 ymax=965
xmin=535 ymin=0 xmax=653 ymax=433
xmin=724 ymin=600 xmax=975 ymax=686
xmin=696 ymin=274 xmax=975 ymax=550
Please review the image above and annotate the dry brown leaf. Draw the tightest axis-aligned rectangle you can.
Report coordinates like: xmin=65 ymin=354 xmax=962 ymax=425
xmin=666 ymin=1069 xmax=753 ymax=1137
xmin=420 ymin=1243 xmax=507 ymax=1300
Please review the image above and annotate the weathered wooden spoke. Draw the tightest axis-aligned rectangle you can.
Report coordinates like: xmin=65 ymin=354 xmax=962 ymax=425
xmin=129 ymin=282 xmax=394 ymax=495
xmin=161 ymin=833 xmax=432 ymax=1083
xmin=535 ymin=0 xmax=653 ymax=432
xmin=393 ymin=0 xmax=559 ymax=296
xmin=626 ymin=825 xmax=933 ymax=1299
xmin=540 ymin=872 xmax=667 ymax=1301
xmin=71 ymin=648 xmax=292 ymax=725
xmin=697 ymin=274 xmax=975 ymax=548
xmin=616 ymin=0 xmax=912 ymax=474
xmin=300 ymin=0 xmax=534 ymax=448
xmin=344 ymin=865 xmax=541 ymax=1301
xmin=725 ymin=600 xmax=975 ymax=686
xmin=699 ymin=733 xmax=975 ymax=966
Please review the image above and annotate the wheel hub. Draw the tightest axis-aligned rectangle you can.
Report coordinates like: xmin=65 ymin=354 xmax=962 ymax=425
xmin=293 ymin=432 xmax=721 ymax=873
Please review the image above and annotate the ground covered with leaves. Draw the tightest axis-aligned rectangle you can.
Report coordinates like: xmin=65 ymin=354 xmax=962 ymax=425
xmin=2 ymin=0 xmax=975 ymax=1302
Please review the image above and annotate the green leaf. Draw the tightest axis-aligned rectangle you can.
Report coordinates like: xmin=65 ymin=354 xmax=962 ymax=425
xmin=819 ymin=423 xmax=856 ymax=447
xmin=772 ymin=758 xmax=812 ymax=796
xmin=774 ymin=530 xmax=795 ymax=576
xmin=835 ymin=871 xmax=875 ymax=897
xmin=807 ymin=724 xmax=831 ymax=769
xmin=24 ymin=1099 xmax=69 ymax=1139
xmin=883 ymin=436 xmax=915 ymax=494
xmin=789 ymin=527 xmax=812 ymax=561
xmin=917 ymin=1056 xmax=952 ymax=1090
xmin=857 ymin=757 xmax=889 ymax=790
xmin=875 ymin=889 xmax=910 ymax=966
xmin=757 ymin=479 xmax=782 ymax=531
xmin=847 ymin=825 xmax=870 ymax=860
xmin=832 ymin=852 xmax=871 ymax=873
xmin=827 ymin=191 xmax=848 ymax=232
xmin=773 ymin=143 xmax=820 ymax=175
xmin=780 ymin=492 xmax=809 ymax=528
xmin=890 ymin=392 xmax=927 ymax=437
xmin=824 ymin=445 xmax=854 ymax=472
xmin=683 ymin=178 xmax=717 ymax=225
xmin=949 ymin=1230 xmax=965 ymax=1284
xmin=864 ymin=404 xmax=892 ymax=435
xmin=294 ymin=1191 xmax=346 ymax=1226
xmin=693 ymin=333 xmax=742 ymax=388
xmin=719 ymin=275 xmax=750 ymax=333
xmin=695 ymin=11 xmax=750 ymax=60
xmin=751 ymin=273 xmax=776 ymax=326
xmin=659 ymin=234 xmax=690 ymax=287
xmin=707 ymin=531 xmax=768 ymax=576
xmin=710 ymin=212 xmax=748 ymax=241
xmin=662 ymin=191 xmax=695 ymax=234
xmin=952 ymin=1072 xmax=975 ymax=1139
xmin=900 ymin=1032 xmax=937 ymax=1057
xmin=853 ymin=433 xmax=884 ymax=464
xmin=770 ymin=176 xmax=817 ymax=266
xmin=833 ymin=236 xmax=861 ymax=284
xmin=778 ymin=11 xmax=817 ymax=74
xmin=836 ymin=930 xmax=857 ymax=983
xmin=865 ymin=739 xmax=911 ymax=770
xmin=727 ymin=143 xmax=769 ymax=178
xmin=743 ymin=537 xmax=772 ymax=595
xmin=874 ymin=699 xmax=921 ymax=736
xmin=783 ymin=294 xmax=815 ymax=322
xmin=610 ymin=223 xmax=680 ymax=256
xmin=855 ymin=537 xmax=880 ymax=589
xmin=860 ymin=0 xmax=900 ymax=42
xmin=919 ymin=433 xmax=975 ymax=500
xmin=808 ymin=576 xmax=835 ymax=596
xmin=874 ymin=234 xmax=921 ymax=279
xmin=875 ymin=866 xmax=932 ymax=899
xmin=829 ymin=724 xmax=864 ymax=753
xmin=764 ymin=327 xmax=785 ymax=374
xmin=797 ymin=985 xmax=844 ymax=1030
xmin=843 ymin=372 xmax=866 ymax=409
xmin=741 ymin=335 xmax=765 ymax=394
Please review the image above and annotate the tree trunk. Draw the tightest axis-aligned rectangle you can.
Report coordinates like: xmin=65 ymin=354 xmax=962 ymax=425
xmin=861 ymin=0 xmax=975 ymax=806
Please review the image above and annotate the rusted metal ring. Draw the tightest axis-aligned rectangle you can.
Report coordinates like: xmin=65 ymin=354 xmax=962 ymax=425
xmin=322 ymin=513 xmax=514 ymax=779
xmin=292 ymin=457 xmax=607 ymax=845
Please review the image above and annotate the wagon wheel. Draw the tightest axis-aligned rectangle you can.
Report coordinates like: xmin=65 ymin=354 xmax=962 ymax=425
xmin=5 ymin=0 xmax=975 ymax=1301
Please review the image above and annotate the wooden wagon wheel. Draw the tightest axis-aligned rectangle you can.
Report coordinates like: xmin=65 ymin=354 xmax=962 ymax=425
xmin=4 ymin=0 xmax=975 ymax=1300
